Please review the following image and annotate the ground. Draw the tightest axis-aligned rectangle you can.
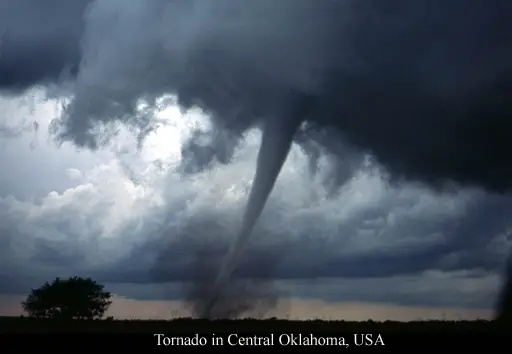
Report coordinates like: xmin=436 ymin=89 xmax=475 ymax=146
xmin=0 ymin=316 xmax=506 ymax=333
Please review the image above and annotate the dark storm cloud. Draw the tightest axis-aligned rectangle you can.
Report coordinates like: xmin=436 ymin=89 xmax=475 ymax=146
xmin=295 ymin=124 xmax=367 ymax=192
xmin=2 ymin=0 xmax=511 ymax=191
xmin=0 ymin=0 xmax=89 ymax=93
xmin=178 ymin=126 xmax=240 ymax=175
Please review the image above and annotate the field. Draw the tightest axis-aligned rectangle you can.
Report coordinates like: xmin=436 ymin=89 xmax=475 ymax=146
xmin=0 ymin=316 xmax=507 ymax=333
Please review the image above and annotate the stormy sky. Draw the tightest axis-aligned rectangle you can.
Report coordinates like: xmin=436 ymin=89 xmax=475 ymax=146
xmin=0 ymin=0 xmax=511 ymax=320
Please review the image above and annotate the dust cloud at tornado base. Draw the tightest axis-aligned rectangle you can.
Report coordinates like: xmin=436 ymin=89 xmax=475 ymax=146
xmin=151 ymin=220 xmax=289 ymax=319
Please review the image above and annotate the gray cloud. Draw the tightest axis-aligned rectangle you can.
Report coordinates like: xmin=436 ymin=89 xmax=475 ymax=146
xmin=178 ymin=126 xmax=240 ymax=175
xmin=2 ymin=0 xmax=511 ymax=192
xmin=0 ymin=0 xmax=89 ymax=93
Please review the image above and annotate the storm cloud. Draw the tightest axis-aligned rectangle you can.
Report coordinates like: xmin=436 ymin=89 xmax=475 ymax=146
xmin=2 ymin=0 xmax=511 ymax=191
xmin=0 ymin=0 xmax=89 ymax=92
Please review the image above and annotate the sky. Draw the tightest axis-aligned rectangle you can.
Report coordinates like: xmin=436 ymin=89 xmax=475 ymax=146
xmin=0 ymin=0 xmax=511 ymax=320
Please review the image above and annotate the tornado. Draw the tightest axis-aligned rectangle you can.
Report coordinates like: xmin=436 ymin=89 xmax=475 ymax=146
xmin=201 ymin=100 xmax=311 ymax=318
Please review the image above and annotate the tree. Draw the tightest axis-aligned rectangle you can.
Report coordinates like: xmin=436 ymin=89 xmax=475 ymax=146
xmin=21 ymin=276 xmax=112 ymax=320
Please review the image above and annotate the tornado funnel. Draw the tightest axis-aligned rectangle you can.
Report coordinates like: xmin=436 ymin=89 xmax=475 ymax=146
xmin=200 ymin=115 xmax=302 ymax=318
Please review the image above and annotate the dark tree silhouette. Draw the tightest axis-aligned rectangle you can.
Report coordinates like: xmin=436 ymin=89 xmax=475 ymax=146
xmin=21 ymin=276 xmax=112 ymax=320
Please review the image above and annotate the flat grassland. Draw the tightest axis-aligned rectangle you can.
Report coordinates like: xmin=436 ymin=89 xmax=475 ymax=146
xmin=0 ymin=316 xmax=507 ymax=333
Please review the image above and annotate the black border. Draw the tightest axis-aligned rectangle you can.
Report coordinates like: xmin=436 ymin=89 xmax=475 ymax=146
xmin=2 ymin=331 xmax=510 ymax=350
